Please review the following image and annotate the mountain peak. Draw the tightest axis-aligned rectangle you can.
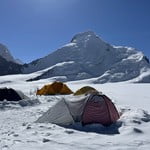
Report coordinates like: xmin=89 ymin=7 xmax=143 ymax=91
xmin=0 ymin=43 xmax=10 ymax=53
xmin=0 ymin=43 xmax=15 ymax=62
xmin=71 ymin=31 xmax=100 ymax=43
xmin=0 ymin=43 xmax=23 ymax=64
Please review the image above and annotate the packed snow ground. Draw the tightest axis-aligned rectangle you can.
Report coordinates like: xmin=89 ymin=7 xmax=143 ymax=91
xmin=0 ymin=74 xmax=150 ymax=150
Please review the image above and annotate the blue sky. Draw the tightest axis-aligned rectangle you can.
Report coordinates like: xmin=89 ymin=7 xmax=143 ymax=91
xmin=0 ymin=0 xmax=150 ymax=63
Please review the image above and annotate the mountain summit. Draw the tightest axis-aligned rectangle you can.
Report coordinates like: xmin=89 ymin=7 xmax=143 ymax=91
xmin=0 ymin=43 xmax=23 ymax=64
xmin=23 ymin=31 xmax=150 ymax=83
xmin=0 ymin=43 xmax=22 ymax=75
xmin=0 ymin=43 xmax=16 ymax=63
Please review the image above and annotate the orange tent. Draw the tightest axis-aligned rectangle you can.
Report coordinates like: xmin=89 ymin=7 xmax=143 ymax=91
xmin=36 ymin=81 xmax=73 ymax=95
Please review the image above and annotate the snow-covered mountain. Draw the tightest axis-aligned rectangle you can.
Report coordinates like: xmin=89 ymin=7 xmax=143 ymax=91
xmin=0 ymin=43 xmax=23 ymax=64
xmin=0 ymin=32 xmax=150 ymax=83
xmin=0 ymin=43 xmax=22 ymax=75
xmin=0 ymin=43 xmax=15 ymax=62
xmin=23 ymin=31 xmax=150 ymax=83
xmin=0 ymin=55 xmax=22 ymax=75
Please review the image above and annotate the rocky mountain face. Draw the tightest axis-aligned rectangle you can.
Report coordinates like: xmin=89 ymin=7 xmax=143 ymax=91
xmin=23 ymin=31 xmax=150 ymax=83
xmin=0 ymin=55 xmax=22 ymax=75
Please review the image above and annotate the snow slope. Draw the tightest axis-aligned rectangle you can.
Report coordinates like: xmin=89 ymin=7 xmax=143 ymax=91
xmin=0 ymin=74 xmax=150 ymax=150
xmin=23 ymin=31 xmax=150 ymax=83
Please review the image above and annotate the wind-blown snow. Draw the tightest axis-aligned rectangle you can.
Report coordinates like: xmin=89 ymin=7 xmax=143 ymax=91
xmin=0 ymin=74 xmax=150 ymax=150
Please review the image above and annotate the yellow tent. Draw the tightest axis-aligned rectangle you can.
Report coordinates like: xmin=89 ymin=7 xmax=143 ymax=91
xmin=36 ymin=81 xmax=73 ymax=95
xmin=74 ymin=86 xmax=98 ymax=96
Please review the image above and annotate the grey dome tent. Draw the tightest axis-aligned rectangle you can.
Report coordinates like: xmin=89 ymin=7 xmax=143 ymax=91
xmin=36 ymin=93 xmax=120 ymax=126
xmin=0 ymin=88 xmax=28 ymax=101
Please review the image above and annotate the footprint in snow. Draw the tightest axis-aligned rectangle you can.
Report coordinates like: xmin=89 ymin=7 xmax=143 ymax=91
xmin=42 ymin=138 xmax=51 ymax=143
xmin=133 ymin=128 xmax=143 ymax=134
xmin=64 ymin=130 xmax=75 ymax=134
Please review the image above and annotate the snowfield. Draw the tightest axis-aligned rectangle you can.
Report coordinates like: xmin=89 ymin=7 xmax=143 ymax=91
xmin=0 ymin=74 xmax=150 ymax=150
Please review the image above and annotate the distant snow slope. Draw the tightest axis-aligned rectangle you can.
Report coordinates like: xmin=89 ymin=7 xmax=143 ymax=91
xmin=23 ymin=31 xmax=150 ymax=83
xmin=0 ymin=74 xmax=150 ymax=150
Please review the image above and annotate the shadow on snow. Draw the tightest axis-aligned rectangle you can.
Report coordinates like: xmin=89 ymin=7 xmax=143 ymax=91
xmin=61 ymin=121 xmax=122 ymax=135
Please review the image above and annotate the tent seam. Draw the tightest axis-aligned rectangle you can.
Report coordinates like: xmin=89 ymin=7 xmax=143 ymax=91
xmin=63 ymin=98 xmax=75 ymax=123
